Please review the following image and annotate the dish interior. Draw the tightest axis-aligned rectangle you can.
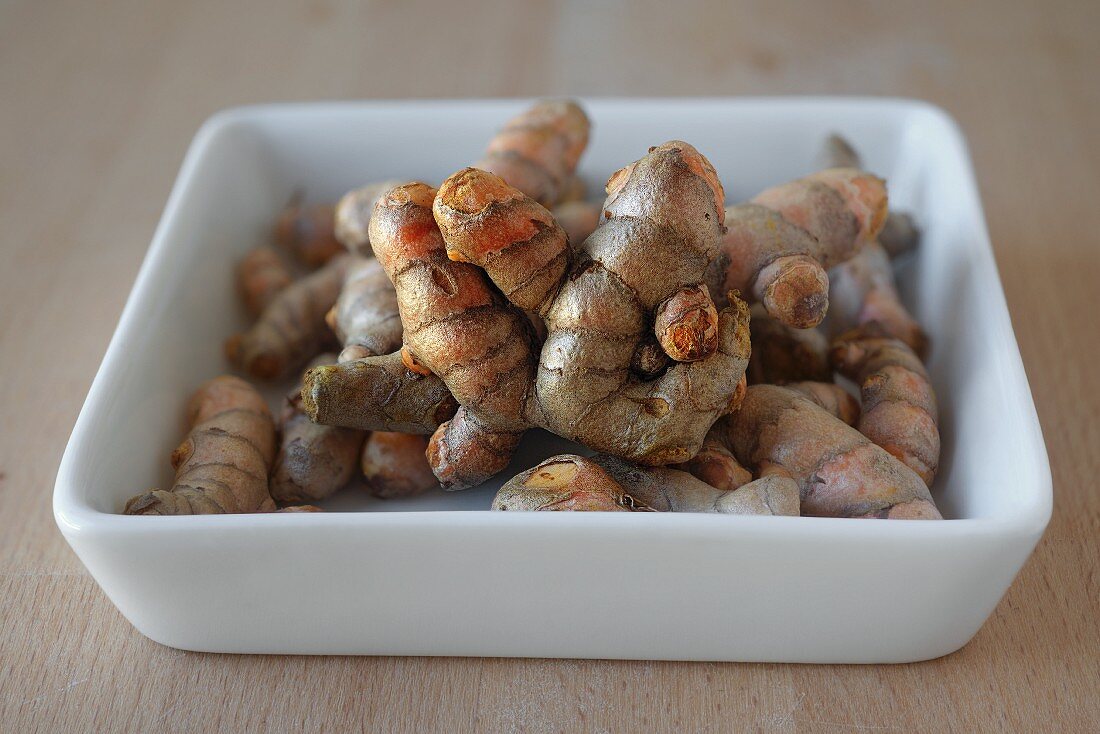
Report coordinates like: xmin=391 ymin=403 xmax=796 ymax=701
xmin=67 ymin=100 xmax=1047 ymax=521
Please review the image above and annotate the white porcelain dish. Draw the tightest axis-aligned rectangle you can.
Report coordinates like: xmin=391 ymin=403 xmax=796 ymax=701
xmin=54 ymin=98 xmax=1051 ymax=662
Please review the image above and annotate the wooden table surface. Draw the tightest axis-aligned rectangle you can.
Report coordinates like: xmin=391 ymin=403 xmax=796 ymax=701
xmin=2 ymin=1 xmax=1098 ymax=731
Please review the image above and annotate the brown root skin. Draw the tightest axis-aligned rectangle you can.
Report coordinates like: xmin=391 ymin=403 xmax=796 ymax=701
xmin=722 ymin=474 xmax=802 ymax=515
xmin=124 ymin=376 xmax=277 ymax=515
xmin=533 ymin=142 xmax=747 ymax=466
xmin=756 ymin=168 xmax=888 ymax=250
xmin=433 ymin=167 xmax=571 ymax=315
xmin=334 ymin=180 xmax=403 ymax=257
xmin=830 ymin=324 xmax=939 ymax=485
xmin=828 ymin=240 xmax=929 ymax=358
xmin=673 ymin=436 xmax=801 ymax=515
xmin=370 ymin=182 xmax=533 ymax=433
xmin=428 ymin=408 xmax=524 ymax=490
xmin=784 ymin=381 xmax=861 ymax=426
xmin=361 ymin=432 xmax=440 ymax=499
xmin=370 ymin=181 xmax=535 ymax=488
xmin=437 ymin=142 xmax=746 ymax=474
xmin=669 ymin=372 xmax=747 ymax=492
xmin=237 ymin=246 xmax=293 ymax=317
xmin=274 ymin=198 xmax=343 ymax=269
xmin=492 ymin=455 xmax=633 ymax=512
xmin=747 ymin=304 xmax=832 ymax=384
xmin=822 ymin=134 xmax=920 ymax=259
xmin=672 ymin=428 xmax=752 ymax=492
xmin=226 ymin=255 xmax=350 ymax=380
xmin=663 ymin=374 xmax=748 ymax=494
xmin=327 ymin=257 xmax=403 ymax=363
xmin=334 ymin=142 xmax=745 ymax=489
xmin=493 ymin=454 xmax=798 ymax=515
xmin=271 ymin=355 xmax=366 ymax=504
xmin=720 ymin=167 xmax=887 ymax=329
xmin=677 ymin=386 xmax=848 ymax=498
xmin=551 ymin=200 xmax=601 ymax=250
xmin=476 ymin=99 xmax=590 ymax=207
xmin=630 ymin=336 xmax=672 ymax=378
xmin=302 ymin=352 xmax=457 ymax=434
xmin=728 ymin=373 xmax=749 ymax=414
xmin=722 ymin=384 xmax=941 ymax=519
xmin=277 ymin=505 xmax=324 ymax=512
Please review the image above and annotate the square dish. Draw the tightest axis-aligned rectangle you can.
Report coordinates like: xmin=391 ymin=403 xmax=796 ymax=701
xmin=54 ymin=98 xmax=1051 ymax=662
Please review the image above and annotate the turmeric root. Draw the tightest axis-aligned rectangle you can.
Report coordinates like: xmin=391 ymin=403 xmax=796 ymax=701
xmin=822 ymin=134 xmax=920 ymax=258
xmin=274 ymin=195 xmax=343 ymax=269
xmin=322 ymin=143 xmax=747 ymax=490
xmin=828 ymin=240 xmax=929 ymax=357
xmin=423 ymin=100 xmax=590 ymax=305
xmin=830 ymin=324 xmax=940 ymax=485
xmin=719 ymin=168 xmax=888 ymax=328
xmin=334 ymin=180 xmax=403 ymax=257
xmin=493 ymin=455 xmax=633 ymax=512
xmin=551 ymin=200 xmax=601 ymax=248
xmin=125 ymin=376 xmax=277 ymax=515
xmin=673 ymin=429 xmax=752 ymax=492
xmin=493 ymin=454 xmax=799 ymax=515
xmin=818 ymin=136 xmax=927 ymax=354
xmin=784 ymin=381 xmax=860 ymax=426
xmin=302 ymin=352 xmax=458 ymax=434
xmin=531 ymin=142 xmax=748 ymax=464
xmin=431 ymin=143 xmax=748 ymax=483
xmin=237 ymin=246 xmax=293 ymax=317
xmin=433 ymin=167 xmax=572 ymax=314
xmin=270 ymin=355 xmax=367 ymax=505
xmin=719 ymin=384 xmax=941 ymax=518
xmin=360 ymin=431 xmax=439 ymax=498
xmin=747 ymin=304 xmax=832 ymax=384
xmin=372 ymin=181 xmax=537 ymax=488
xmin=476 ymin=99 xmax=590 ymax=207
xmin=225 ymin=254 xmax=350 ymax=380
xmin=598 ymin=456 xmax=799 ymax=515
xmin=676 ymin=382 xmax=856 ymax=490
xmin=326 ymin=257 xmax=403 ymax=362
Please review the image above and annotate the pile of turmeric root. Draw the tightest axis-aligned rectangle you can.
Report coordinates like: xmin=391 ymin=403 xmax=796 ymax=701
xmin=125 ymin=100 xmax=942 ymax=520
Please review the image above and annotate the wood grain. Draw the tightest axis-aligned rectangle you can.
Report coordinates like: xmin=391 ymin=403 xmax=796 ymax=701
xmin=2 ymin=0 xmax=1098 ymax=730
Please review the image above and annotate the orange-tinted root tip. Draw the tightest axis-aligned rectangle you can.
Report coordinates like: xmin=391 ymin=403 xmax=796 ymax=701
xmin=655 ymin=285 xmax=719 ymax=362
xmin=758 ymin=256 xmax=830 ymax=329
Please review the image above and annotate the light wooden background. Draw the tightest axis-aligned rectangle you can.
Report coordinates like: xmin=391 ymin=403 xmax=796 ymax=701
xmin=2 ymin=0 xmax=1098 ymax=731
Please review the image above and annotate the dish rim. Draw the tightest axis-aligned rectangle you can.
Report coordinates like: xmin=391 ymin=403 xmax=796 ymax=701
xmin=53 ymin=96 xmax=1053 ymax=542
